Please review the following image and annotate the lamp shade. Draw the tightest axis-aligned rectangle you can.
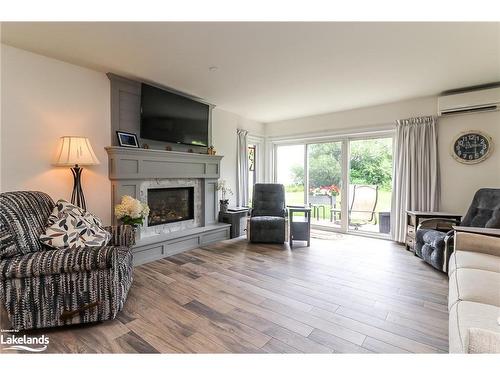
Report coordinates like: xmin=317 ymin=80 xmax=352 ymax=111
xmin=53 ymin=136 xmax=100 ymax=166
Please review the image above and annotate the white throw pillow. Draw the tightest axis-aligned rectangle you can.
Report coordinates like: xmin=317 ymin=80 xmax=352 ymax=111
xmin=40 ymin=200 xmax=111 ymax=249
xmin=468 ymin=328 xmax=500 ymax=354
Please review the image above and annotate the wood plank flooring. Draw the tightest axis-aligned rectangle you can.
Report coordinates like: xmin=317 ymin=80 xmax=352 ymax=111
xmin=0 ymin=232 xmax=449 ymax=353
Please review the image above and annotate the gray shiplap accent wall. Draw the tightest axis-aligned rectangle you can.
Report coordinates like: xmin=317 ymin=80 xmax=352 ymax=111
xmin=107 ymin=73 xmax=214 ymax=152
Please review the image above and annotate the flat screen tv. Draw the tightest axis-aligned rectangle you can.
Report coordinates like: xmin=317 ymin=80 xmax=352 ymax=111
xmin=140 ymin=83 xmax=209 ymax=147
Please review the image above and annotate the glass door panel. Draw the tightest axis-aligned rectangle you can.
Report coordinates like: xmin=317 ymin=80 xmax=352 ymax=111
xmin=276 ymin=144 xmax=305 ymax=206
xmin=348 ymin=137 xmax=393 ymax=236
xmin=306 ymin=141 xmax=343 ymax=230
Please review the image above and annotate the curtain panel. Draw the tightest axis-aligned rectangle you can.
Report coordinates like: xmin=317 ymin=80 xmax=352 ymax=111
xmin=391 ymin=116 xmax=440 ymax=242
xmin=236 ymin=129 xmax=249 ymax=207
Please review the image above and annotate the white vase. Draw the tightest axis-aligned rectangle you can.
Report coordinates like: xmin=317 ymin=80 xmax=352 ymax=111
xmin=133 ymin=226 xmax=142 ymax=242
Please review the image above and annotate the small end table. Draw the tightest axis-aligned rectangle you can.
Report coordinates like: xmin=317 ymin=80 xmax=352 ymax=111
xmin=288 ymin=205 xmax=312 ymax=249
xmin=218 ymin=209 xmax=249 ymax=239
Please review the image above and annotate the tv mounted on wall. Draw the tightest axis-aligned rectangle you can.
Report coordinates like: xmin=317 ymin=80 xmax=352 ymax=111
xmin=140 ymin=83 xmax=209 ymax=147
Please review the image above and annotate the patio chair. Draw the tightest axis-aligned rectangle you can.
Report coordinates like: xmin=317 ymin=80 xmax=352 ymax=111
xmin=330 ymin=184 xmax=379 ymax=229
xmin=308 ymin=194 xmax=335 ymax=221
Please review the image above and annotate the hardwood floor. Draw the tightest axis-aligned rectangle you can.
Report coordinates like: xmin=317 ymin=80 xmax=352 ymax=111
xmin=0 ymin=232 xmax=449 ymax=353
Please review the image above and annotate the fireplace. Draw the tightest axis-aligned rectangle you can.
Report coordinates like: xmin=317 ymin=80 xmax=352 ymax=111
xmin=147 ymin=187 xmax=194 ymax=226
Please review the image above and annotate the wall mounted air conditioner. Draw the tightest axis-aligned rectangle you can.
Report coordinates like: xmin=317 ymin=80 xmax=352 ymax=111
xmin=438 ymin=86 xmax=500 ymax=116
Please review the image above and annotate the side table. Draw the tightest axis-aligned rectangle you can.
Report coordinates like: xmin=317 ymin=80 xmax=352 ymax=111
xmin=288 ymin=205 xmax=312 ymax=249
xmin=218 ymin=209 xmax=249 ymax=239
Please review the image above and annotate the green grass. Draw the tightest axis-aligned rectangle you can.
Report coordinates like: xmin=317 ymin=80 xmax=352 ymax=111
xmin=285 ymin=189 xmax=392 ymax=220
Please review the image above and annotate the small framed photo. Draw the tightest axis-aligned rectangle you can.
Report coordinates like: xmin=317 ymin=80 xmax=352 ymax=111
xmin=116 ymin=131 xmax=139 ymax=148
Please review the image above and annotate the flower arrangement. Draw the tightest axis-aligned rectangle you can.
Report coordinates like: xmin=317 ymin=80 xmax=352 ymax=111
xmin=114 ymin=195 xmax=150 ymax=226
xmin=215 ymin=180 xmax=233 ymax=212
xmin=310 ymin=185 xmax=341 ymax=197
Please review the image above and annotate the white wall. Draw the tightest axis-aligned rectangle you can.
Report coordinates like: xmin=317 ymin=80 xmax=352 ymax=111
xmin=212 ymin=108 xmax=264 ymax=205
xmin=439 ymin=111 xmax=500 ymax=213
xmin=1 ymin=45 xmax=112 ymax=223
xmin=265 ymin=96 xmax=500 ymax=216
xmin=265 ymin=96 xmax=436 ymax=137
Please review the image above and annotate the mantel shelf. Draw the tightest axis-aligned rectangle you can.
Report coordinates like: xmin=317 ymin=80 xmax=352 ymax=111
xmin=105 ymin=146 xmax=223 ymax=160
xmin=105 ymin=146 xmax=223 ymax=180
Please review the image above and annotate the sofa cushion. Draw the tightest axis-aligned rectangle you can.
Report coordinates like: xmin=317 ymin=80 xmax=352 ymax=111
xmin=0 ymin=191 xmax=55 ymax=259
xmin=449 ymin=268 xmax=500 ymax=310
xmin=40 ymin=200 xmax=111 ymax=249
xmin=449 ymin=250 xmax=500 ymax=276
xmin=449 ymin=301 xmax=500 ymax=353
xmin=415 ymin=228 xmax=447 ymax=270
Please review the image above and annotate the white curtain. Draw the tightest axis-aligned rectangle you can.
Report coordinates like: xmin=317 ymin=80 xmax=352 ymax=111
xmin=392 ymin=116 xmax=440 ymax=242
xmin=236 ymin=129 xmax=249 ymax=207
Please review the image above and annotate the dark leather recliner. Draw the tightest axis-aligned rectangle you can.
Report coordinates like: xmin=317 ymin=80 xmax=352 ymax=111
xmin=249 ymin=183 xmax=287 ymax=243
xmin=415 ymin=188 xmax=500 ymax=272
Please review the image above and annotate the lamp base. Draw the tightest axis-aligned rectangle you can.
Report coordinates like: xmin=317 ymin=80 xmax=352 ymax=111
xmin=70 ymin=165 xmax=86 ymax=210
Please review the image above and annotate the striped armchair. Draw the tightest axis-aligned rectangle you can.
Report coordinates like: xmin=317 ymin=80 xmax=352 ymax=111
xmin=0 ymin=191 xmax=134 ymax=331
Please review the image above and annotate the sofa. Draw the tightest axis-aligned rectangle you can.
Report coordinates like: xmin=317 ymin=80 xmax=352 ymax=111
xmin=0 ymin=191 xmax=134 ymax=330
xmin=448 ymin=230 xmax=500 ymax=353
xmin=249 ymin=183 xmax=287 ymax=243
xmin=416 ymin=188 xmax=500 ymax=272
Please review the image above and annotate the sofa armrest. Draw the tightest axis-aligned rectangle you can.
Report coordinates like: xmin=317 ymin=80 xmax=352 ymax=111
xmin=104 ymin=225 xmax=135 ymax=247
xmin=454 ymin=231 xmax=500 ymax=257
xmin=0 ymin=245 xmax=128 ymax=280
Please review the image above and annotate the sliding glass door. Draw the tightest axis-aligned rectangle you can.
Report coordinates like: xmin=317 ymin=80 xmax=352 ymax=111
xmin=348 ymin=137 xmax=393 ymax=235
xmin=275 ymin=144 xmax=305 ymax=206
xmin=274 ymin=134 xmax=393 ymax=238
xmin=306 ymin=141 xmax=343 ymax=230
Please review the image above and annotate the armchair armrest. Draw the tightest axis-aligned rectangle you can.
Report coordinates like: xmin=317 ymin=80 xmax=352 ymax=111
xmin=104 ymin=225 xmax=135 ymax=247
xmin=454 ymin=231 xmax=500 ymax=257
xmin=0 ymin=245 xmax=126 ymax=280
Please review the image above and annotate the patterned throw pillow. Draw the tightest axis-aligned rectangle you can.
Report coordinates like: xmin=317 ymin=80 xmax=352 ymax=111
xmin=40 ymin=200 xmax=111 ymax=249
xmin=47 ymin=200 xmax=104 ymax=227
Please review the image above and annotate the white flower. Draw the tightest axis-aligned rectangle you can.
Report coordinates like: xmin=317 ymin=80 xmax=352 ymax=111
xmin=114 ymin=195 xmax=150 ymax=220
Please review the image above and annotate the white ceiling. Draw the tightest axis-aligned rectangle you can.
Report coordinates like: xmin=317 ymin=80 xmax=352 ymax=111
xmin=2 ymin=22 xmax=499 ymax=123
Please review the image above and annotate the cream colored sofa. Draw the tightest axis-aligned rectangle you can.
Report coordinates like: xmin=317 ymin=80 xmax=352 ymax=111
xmin=448 ymin=231 xmax=500 ymax=353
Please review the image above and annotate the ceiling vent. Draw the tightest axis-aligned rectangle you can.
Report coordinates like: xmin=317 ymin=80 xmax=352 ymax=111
xmin=438 ymin=86 xmax=500 ymax=116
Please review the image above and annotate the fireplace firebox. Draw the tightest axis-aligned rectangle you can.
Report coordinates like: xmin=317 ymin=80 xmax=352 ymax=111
xmin=147 ymin=187 xmax=194 ymax=226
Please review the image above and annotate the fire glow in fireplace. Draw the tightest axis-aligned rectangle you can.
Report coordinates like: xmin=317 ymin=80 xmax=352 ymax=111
xmin=147 ymin=187 xmax=194 ymax=226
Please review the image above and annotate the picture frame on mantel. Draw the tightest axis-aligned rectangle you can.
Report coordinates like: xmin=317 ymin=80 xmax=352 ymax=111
xmin=116 ymin=131 xmax=139 ymax=148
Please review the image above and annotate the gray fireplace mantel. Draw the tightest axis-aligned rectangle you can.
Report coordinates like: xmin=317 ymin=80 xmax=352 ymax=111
xmin=106 ymin=146 xmax=223 ymax=180
xmin=105 ymin=146 xmax=229 ymax=265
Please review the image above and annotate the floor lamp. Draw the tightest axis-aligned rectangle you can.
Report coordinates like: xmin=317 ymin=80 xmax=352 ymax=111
xmin=53 ymin=136 xmax=100 ymax=211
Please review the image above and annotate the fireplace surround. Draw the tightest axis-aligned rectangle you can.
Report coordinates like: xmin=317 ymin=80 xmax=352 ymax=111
xmin=106 ymin=146 xmax=229 ymax=265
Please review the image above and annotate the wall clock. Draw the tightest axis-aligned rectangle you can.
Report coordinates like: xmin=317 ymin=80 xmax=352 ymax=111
xmin=451 ymin=130 xmax=493 ymax=164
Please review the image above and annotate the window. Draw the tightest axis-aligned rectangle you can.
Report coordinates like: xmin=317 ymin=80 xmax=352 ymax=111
xmin=248 ymin=144 xmax=257 ymax=205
